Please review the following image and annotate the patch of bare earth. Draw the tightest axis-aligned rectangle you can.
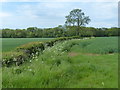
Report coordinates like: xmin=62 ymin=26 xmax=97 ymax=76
xmin=85 ymin=53 xmax=99 ymax=56
xmin=68 ymin=52 xmax=79 ymax=57
xmin=68 ymin=52 xmax=100 ymax=57
xmin=108 ymin=53 xmax=114 ymax=55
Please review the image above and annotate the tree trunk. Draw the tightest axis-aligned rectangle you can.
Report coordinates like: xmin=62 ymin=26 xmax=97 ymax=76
xmin=77 ymin=18 xmax=80 ymax=36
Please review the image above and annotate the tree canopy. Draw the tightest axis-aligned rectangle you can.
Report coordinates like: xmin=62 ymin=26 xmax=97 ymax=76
xmin=1 ymin=9 xmax=119 ymax=38
xmin=65 ymin=9 xmax=91 ymax=27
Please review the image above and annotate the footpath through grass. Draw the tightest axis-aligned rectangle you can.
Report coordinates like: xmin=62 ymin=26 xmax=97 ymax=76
xmin=2 ymin=37 xmax=118 ymax=88
xmin=2 ymin=38 xmax=53 ymax=52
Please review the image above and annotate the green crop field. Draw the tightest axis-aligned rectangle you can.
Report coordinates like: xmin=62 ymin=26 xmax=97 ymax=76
xmin=2 ymin=38 xmax=53 ymax=52
xmin=71 ymin=37 xmax=118 ymax=54
xmin=2 ymin=37 xmax=118 ymax=88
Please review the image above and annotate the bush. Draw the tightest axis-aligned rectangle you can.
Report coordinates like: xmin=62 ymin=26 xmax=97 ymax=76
xmin=16 ymin=42 xmax=45 ymax=55
xmin=43 ymin=37 xmax=73 ymax=47
xmin=44 ymin=41 xmax=55 ymax=47
xmin=3 ymin=42 xmax=45 ymax=67
xmin=2 ymin=36 xmax=84 ymax=67
xmin=71 ymin=36 xmax=83 ymax=39
xmin=2 ymin=51 xmax=28 ymax=67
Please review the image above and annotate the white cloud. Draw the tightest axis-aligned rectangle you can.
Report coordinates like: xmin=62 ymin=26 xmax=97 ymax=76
xmin=42 ymin=2 xmax=66 ymax=8
xmin=89 ymin=2 xmax=117 ymax=21
xmin=0 ymin=0 xmax=8 ymax=2
xmin=0 ymin=12 xmax=12 ymax=18
xmin=16 ymin=5 xmax=39 ymax=19
xmin=1 ymin=2 xmax=118 ymax=28
xmin=88 ymin=21 xmax=117 ymax=28
xmin=15 ymin=2 xmax=70 ymax=19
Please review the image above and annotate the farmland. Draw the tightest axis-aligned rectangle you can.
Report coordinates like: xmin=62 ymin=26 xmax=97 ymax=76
xmin=2 ymin=38 xmax=53 ymax=52
xmin=1 ymin=3 xmax=119 ymax=88
xmin=2 ymin=37 xmax=118 ymax=88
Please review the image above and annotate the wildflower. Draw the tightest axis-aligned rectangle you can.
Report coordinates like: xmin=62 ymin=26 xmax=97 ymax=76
xmin=51 ymin=56 xmax=53 ymax=58
xmin=42 ymin=61 xmax=44 ymax=64
xmin=61 ymin=52 xmax=64 ymax=54
xmin=34 ymin=56 xmax=38 ymax=59
xmin=35 ymin=59 xmax=38 ymax=61
xmin=3 ymin=59 xmax=6 ymax=61
xmin=102 ymin=82 xmax=104 ymax=86
xmin=13 ymin=58 xmax=17 ymax=61
xmin=30 ymin=60 xmax=32 ymax=63
xmin=29 ymin=69 xmax=32 ymax=71
xmin=36 ymin=52 xmax=38 ymax=55
xmin=32 ymin=53 xmax=34 ymax=56
xmin=28 ymin=66 xmax=30 ymax=68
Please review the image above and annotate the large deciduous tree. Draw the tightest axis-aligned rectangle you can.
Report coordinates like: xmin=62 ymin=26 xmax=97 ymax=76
xmin=65 ymin=9 xmax=91 ymax=35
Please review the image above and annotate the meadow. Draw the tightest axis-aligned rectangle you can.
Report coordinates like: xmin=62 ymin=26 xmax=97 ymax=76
xmin=2 ymin=38 xmax=53 ymax=52
xmin=2 ymin=37 xmax=118 ymax=88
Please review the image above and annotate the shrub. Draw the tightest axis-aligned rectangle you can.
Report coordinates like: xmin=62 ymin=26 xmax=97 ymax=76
xmin=2 ymin=36 xmax=84 ymax=67
xmin=43 ymin=37 xmax=73 ymax=47
xmin=71 ymin=36 xmax=83 ymax=39
xmin=3 ymin=42 xmax=45 ymax=67
xmin=44 ymin=41 xmax=55 ymax=47
xmin=2 ymin=51 xmax=28 ymax=67
xmin=16 ymin=42 xmax=45 ymax=55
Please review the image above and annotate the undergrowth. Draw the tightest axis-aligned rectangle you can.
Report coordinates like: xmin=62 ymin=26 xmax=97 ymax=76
xmin=2 ymin=37 xmax=118 ymax=88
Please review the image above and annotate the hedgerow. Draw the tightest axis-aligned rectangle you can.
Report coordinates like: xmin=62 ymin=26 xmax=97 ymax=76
xmin=2 ymin=51 xmax=28 ymax=67
xmin=2 ymin=36 xmax=86 ymax=67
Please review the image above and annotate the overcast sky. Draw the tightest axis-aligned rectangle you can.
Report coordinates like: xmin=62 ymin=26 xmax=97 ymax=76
xmin=0 ymin=0 xmax=118 ymax=29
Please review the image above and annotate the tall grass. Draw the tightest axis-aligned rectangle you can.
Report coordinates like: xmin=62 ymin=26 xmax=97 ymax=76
xmin=2 ymin=37 xmax=118 ymax=88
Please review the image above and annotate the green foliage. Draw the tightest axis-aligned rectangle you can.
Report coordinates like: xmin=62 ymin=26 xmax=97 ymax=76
xmin=2 ymin=51 xmax=28 ymax=67
xmin=16 ymin=42 xmax=45 ymax=55
xmin=2 ymin=41 xmax=45 ymax=66
xmin=2 ymin=37 xmax=118 ymax=88
xmin=2 ymin=26 xmax=119 ymax=38
xmin=2 ymin=38 xmax=53 ymax=52
xmin=71 ymin=36 xmax=83 ymax=39
xmin=65 ymin=9 xmax=91 ymax=27
xmin=2 ymin=36 xmax=82 ymax=66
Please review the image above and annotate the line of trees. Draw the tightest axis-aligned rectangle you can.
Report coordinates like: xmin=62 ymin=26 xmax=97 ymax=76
xmin=1 ymin=9 xmax=120 ymax=38
xmin=65 ymin=9 xmax=91 ymax=36
xmin=1 ymin=26 xmax=119 ymax=38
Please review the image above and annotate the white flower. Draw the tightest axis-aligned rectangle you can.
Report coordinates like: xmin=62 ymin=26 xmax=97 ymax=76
xmin=102 ymin=82 xmax=104 ymax=86
xmin=42 ymin=61 xmax=44 ymax=64
xmin=35 ymin=59 xmax=38 ymax=61
xmin=30 ymin=60 xmax=32 ymax=63
xmin=29 ymin=69 xmax=32 ymax=71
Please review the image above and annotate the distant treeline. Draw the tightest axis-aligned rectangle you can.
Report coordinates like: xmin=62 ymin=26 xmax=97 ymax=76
xmin=1 ymin=25 xmax=120 ymax=38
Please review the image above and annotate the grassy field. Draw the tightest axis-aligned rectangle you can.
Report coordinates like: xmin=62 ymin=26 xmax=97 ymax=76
xmin=71 ymin=37 xmax=118 ymax=54
xmin=2 ymin=37 xmax=118 ymax=88
xmin=2 ymin=38 xmax=53 ymax=52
